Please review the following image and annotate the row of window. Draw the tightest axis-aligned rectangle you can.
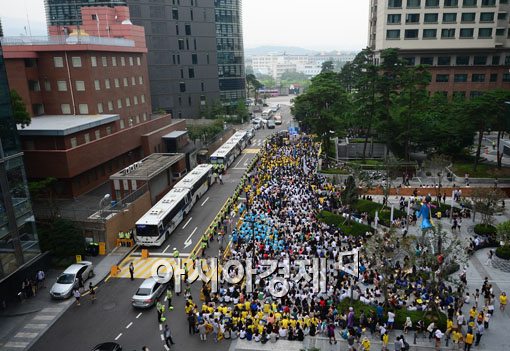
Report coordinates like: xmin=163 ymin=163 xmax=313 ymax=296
xmin=435 ymin=90 xmax=487 ymax=98
xmin=59 ymin=95 xmax=146 ymax=115
xmin=33 ymin=76 xmax=145 ymax=93
xmin=53 ymin=55 xmax=142 ymax=69
xmin=171 ymin=53 xmax=210 ymax=65
xmin=434 ymin=72 xmax=510 ymax=81
xmin=404 ymin=54 xmax=510 ymax=65
xmin=387 ymin=11 xmax=503 ymax=24
xmin=389 ymin=0 xmax=501 ymax=9
xmin=387 ymin=27 xmax=496 ymax=38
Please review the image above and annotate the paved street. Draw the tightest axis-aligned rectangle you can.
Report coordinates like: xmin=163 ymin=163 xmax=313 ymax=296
xmin=29 ymin=98 xmax=293 ymax=351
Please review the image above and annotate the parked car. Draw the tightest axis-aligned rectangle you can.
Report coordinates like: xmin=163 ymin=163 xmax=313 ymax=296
xmin=50 ymin=261 xmax=94 ymax=299
xmin=246 ymin=127 xmax=255 ymax=139
xmin=267 ymin=120 xmax=276 ymax=129
xmin=274 ymin=115 xmax=282 ymax=125
xmin=91 ymin=343 xmax=122 ymax=351
xmin=132 ymin=277 xmax=167 ymax=308
xmin=252 ymin=118 xmax=262 ymax=129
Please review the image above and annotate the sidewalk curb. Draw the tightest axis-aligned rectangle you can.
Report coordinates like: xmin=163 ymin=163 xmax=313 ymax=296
xmin=0 ymin=307 xmax=42 ymax=317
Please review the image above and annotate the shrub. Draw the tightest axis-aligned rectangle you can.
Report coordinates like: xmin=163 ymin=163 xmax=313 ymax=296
xmin=474 ymin=224 xmax=497 ymax=237
xmin=496 ymin=245 xmax=510 ymax=260
xmin=318 ymin=211 xmax=374 ymax=237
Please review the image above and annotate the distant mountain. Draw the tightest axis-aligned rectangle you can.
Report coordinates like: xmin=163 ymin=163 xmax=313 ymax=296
xmin=245 ymin=46 xmax=319 ymax=57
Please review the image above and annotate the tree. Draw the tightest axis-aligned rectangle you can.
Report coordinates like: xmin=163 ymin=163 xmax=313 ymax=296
xmin=471 ymin=187 xmax=506 ymax=225
xmin=424 ymin=155 xmax=451 ymax=197
xmin=38 ymin=219 xmax=85 ymax=258
xmin=321 ymin=60 xmax=334 ymax=73
xmin=483 ymin=90 xmax=510 ymax=168
xmin=10 ymin=90 xmax=31 ymax=128
xmin=496 ymin=220 xmax=510 ymax=246
xmin=341 ymin=175 xmax=358 ymax=208
xmin=255 ymin=74 xmax=276 ymax=89
xmin=29 ymin=177 xmax=59 ymax=220
xmin=246 ymin=74 xmax=262 ymax=100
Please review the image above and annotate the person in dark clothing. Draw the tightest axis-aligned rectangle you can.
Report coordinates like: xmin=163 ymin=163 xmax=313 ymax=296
xmin=188 ymin=313 xmax=197 ymax=334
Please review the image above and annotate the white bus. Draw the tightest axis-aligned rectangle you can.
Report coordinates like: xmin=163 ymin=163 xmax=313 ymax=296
xmin=173 ymin=164 xmax=213 ymax=207
xmin=209 ymin=131 xmax=248 ymax=169
xmin=135 ymin=188 xmax=192 ymax=246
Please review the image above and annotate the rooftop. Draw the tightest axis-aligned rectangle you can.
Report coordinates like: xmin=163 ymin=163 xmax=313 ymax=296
xmin=162 ymin=130 xmax=188 ymax=139
xmin=0 ymin=35 xmax=134 ymax=48
xmin=17 ymin=114 xmax=119 ymax=136
xmin=109 ymin=153 xmax=185 ymax=181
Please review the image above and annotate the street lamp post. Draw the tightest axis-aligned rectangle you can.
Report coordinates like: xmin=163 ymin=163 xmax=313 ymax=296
xmin=98 ymin=194 xmax=111 ymax=219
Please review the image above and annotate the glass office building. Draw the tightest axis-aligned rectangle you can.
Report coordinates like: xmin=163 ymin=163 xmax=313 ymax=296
xmin=215 ymin=0 xmax=245 ymax=104
xmin=0 ymin=43 xmax=40 ymax=280
xmin=45 ymin=0 xmax=126 ymax=26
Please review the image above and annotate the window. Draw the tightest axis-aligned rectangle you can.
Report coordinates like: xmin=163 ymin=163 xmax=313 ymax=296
xmin=460 ymin=28 xmax=474 ymax=37
xmin=192 ymin=53 xmax=198 ymax=64
xmin=473 ymin=55 xmax=487 ymax=65
xmin=176 ymin=24 xmax=180 ymax=35
xmin=178 ymin=39 xmax=185 ymax=50
xmin=95 ymin=130 xmax=101 ymax=139
xmin=28 ymin=80 xmax=40 ymax=92
xmin=191 ymin=8 xmax=194 ymax=20
xmin=463 ymin=0 xmax=477 ymax=6
xmin=206 ymin=54 xmax=210 ymax=64
xmin=121 ymin=57 xmax=126 ymax=66
xmin=125 ymin=97 xmax=131 ymax=107
xmin=75 ymin=80 xmax=85 ymax=91
xmin=420 ymin=57 xmax=434 ymax=65
xmin=91 ymin=56 xmax=97 ymax=67
xmin=112 ymin=57 xmax=117 ymax=66
xmin=177 ymin=55 xmax=181 ymax=64
xmin=443 ymin=13 xmax=457 ymax=22
xmin=108 ymin=101 xmax=113 ymax=111
xmin=172 ymin=8 xmax=179 ymax=19
xmin=114 ymin=78 xmax=120 ymax=88
xmin=498 ymin=12 xmax=507 ymax=20
xmin=503 ymin=73 xmax=510 ymax=82
xmin=456 ymin=55 xmax=470 ymax=65
xmin=79 ymin=104 xmax=89 ymax=114
xmin=123 ymin=78 xmax=128 ymax=87
xmin=185 ymin=24 xmax=191 ymax=35
xmin=61 ymin=104 xmax=71 ymax=114
xmin=472 ymin=74 xmax=486 ymax=82
xmin=143 ymin=113 xmax=147 ymax=121
xmin=131 ymin=77 xmax=136 ymax=86
xmin=461 ymin=12 xmax=476 ymax=22
xmin=444 ymin=0 xmax=459 ymax=6
xmin=200 ymin=95 xmax=206 ymax=105
xmin=54 ymin=57 xmax=64 ymax=68
xmin=137 ymin=57 xmax=141 ymax=66
xmin=436 ymin=74 xmax=449 ymax=82
xmin=424 ymin=13 xmax=438 ymax=22
xmin=117 ymin=99 xmax=122 ymax=108
xmin=179 ymin=82 xmax=186 ymax=92
xmin=44 ymin=80 xmax=51 ymax=91
xmin=188 ymin=96 xmax=192 ymax=106
xmin=106 ymin=127 xmax=112 ymax=135
xmin=479 ymin=28 xmax=493 ymax=37
xmin=189 ymin=68 xmax=195 ymax=78
xmin=405 ymin=29 xmax=419 ymax=38
xmin=129 ymin=57 xmax=134 ymax=66
xmin=506 ymin=56 xmax=510 ymax=65
xmin=490 ymin=73 xmax=498 ymax=82
xmin=470 ymin=91 xmax=483 ymax=98
xmin=406 ymin=13 xmax=420 ymax=23
xmin=57 ymin=80 xmax=67 ymax=91
xmin=438 ymin=56 xmax=451 ymax=65
xmin=441 ymin=28 xmax=456 ymax=38
xmin=105 ymin=79 xmax=111 ymax=89
xmin=97 ymin=102 xmax=103 ymax=113
xmin=94 ymin=80 xmax=101 ymax=90
xmin=423 ymin=29 xmax=437 ymax=38
xmin=481 ymin=0 xmax=496 ymax=6
xmin=454 ymin=74 xmax=468 ymax=82
xmin=84 ymin=133 xmax=90 ymax=143
xmin=70 ymin=138 xmax=78 ymax=148
xmin=120 ymin=120 xmax=125 ymax=129
xmin=453 ymin=91 xmax=466 ymax=99
xmin=425 ymin=0 xmax=439 ymax=6
xmin=194 ymin=38 xmax=197 ymax=50
xmin=141 ymin=95 xmax=145 ymax=103
xmin=480 ymin=12 xmax=495 ymax=21
xmin=139 ymin=76 xmax=143 ymax=84
xmin=407 ymin=0 xmax=421 ymax=7
xmin=180 ymin=69 xmax=184 ymax=79
xmin=496 ymin=28 xmax=506 ymax=36
xmin=134 ymin=96 xmax=138 ymax=105
xmin=101 ymin=57 xmax=107 ymax=67
xmin=71 ymin=56 xmax=82 ymax=67
xmin=492 ymin=55 xmax=500 ymax=65
xmin=404 ymin=57 xmax=416 ymax=65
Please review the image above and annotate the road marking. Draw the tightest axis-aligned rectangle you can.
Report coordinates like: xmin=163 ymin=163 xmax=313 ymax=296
xmin=15 ymin=332 xmax=38 ymax=338
xmin=160 ymin=334 xmax=164 ymax=341
xmin=33 ymin=315 xmax=54 ymax=321
xmin=164 ymin=296 xmax=168 ymax=301
xmin=201 ymin=197 xmax=209 ymax=206
xmin=126 ymin=322 xmax=133 ymax=329
xmin=233 ymin=167 xmax=247 ymax=170
xmin=4 ymin=341 xmax=29 ymax=348
xmin=164 ymin=345 xmax=170 ymax=351
xmin=136 ymin=312 xmax=142 ymax=319
xmin=162 ymin=245 xmax=170 ymax=253
xmin=41 ymin=307 xmax=63 ymax=313
xmin=234 ymin=153 xmax=248 ymax=168
xmin=159 ymin=324 xmax=163 ymax=331
xmin=25 ymin=323 xmax=48 ymax=330
xmin=115 ymin=333 xmax=122 ymax=341
xmin=184 ymin=227 xmax=198 ymax=249
xmin=182 ymin=217 xmax=193 ymax=229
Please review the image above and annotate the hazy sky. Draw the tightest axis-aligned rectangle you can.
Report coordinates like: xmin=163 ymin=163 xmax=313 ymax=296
xmin=1 ymin=0 xmax=369 ymax=51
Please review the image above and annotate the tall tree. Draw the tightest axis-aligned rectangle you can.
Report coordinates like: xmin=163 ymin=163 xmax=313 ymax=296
xmin=10 ymin=90 xmax=31 ymax=128
xmin=321 ymin=60 xmax=335 ymax=73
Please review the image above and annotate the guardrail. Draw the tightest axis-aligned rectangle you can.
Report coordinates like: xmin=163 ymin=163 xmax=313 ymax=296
xmin=0 ymin=35 xmax=134 ymax=47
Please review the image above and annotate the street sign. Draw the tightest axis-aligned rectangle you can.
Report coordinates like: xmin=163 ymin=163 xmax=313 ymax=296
xmin=76 ymin=255 xmax=82 ymax=263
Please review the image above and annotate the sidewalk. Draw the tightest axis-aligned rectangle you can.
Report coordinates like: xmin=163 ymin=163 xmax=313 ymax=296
xmin=0 ymin=245 xmax=133 ymax=351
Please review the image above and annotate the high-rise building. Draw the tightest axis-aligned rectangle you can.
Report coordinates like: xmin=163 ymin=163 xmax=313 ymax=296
xmin=45 ymin=0 xmax=126 ymax=26
xmin=0 ymin=42 xmax=42 ymax=289
xmin=368 ymin=0 xmax=510 ymax=98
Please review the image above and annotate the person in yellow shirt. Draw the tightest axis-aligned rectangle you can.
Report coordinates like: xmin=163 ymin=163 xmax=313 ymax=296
xmin=464 ymin=330 xmax=474 ymax=351
xmin=500 ymin=292 xmax=507 ymax=311
xmin=469 ymin=306 xmax=477 ymax=319
xmin=382 ymin=332 xmax=389 ymax=350
xmin=281 ymin=318 xmax=289 ymax=329
xmin=361 ymin=336 xmax=371 ymax=351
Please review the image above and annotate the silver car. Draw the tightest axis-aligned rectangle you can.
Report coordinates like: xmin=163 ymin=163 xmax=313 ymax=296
xmin=50 ymin=261 xmax=94 ymax=299
xmin=131 ymin=278 xmax=166 ymax=308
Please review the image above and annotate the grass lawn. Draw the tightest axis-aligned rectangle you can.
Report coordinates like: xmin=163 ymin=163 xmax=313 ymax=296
xmin=451 ymin=162 xmax=510 ymax=178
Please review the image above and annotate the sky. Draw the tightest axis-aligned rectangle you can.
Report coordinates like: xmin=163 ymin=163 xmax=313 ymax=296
xmin=1 ymin=0 xmax=369 ymax=51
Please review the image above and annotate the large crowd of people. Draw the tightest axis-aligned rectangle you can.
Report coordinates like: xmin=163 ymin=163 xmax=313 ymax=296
xmin=176 ymin=133 xmax=506 ymax=351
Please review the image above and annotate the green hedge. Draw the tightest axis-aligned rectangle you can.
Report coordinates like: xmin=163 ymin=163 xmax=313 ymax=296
xmin=474 ymin=224 xmax=497 ymax=236
xmin=337 ymin=298 xmax=447 ymax=330
xmin=318 ymin=211 xmax=374 ymax=237
xmin=354 ymin=200 xmax=406 ymax=227
xmin=496 ymin=245 xmax=510 ymax=260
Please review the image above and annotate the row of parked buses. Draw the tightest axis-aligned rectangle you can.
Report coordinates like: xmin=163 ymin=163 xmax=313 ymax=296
xmin=134 ymin=129 xmax=252 ymax=247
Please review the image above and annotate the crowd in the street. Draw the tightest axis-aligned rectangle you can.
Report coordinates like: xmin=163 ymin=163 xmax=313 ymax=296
xmin=171 ymin=133 xmax=508 ymax=351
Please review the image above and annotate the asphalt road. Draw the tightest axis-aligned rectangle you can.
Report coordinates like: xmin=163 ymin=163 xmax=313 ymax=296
xmin=30 ymin=98 xmax=294 ymax=351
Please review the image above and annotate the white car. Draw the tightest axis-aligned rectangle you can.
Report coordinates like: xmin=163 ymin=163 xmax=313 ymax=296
xmin=50 ymin=261 xmax=94 ymax=299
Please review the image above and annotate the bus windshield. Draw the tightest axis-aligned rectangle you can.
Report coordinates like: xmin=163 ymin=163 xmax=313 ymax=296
xmin=136 ymin=224 xmax=159 ymax=237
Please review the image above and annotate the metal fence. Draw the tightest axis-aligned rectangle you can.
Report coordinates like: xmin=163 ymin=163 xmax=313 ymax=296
xmin=0 ymin=35 xmax=134 ymax=47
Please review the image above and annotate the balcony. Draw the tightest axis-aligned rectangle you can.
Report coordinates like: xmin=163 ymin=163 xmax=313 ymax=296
xmin=0 ymin=35 xmax=134 ymax=48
